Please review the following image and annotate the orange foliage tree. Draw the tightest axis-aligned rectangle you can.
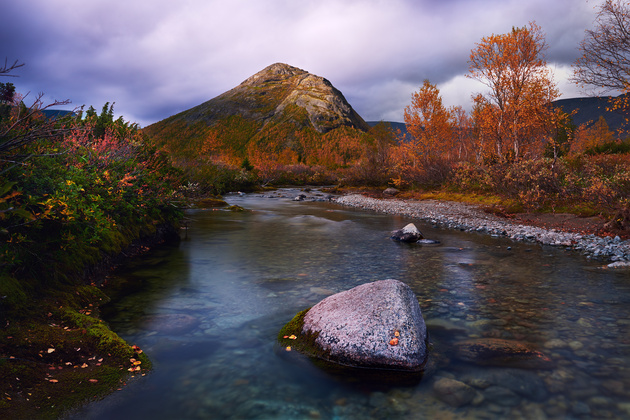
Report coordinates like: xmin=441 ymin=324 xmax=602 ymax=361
xmin=571 ymin=116 xmax=616 ymax=155
xmin=403 ymin=80 xmax=454 ymax=166
xmin=468 ymin=22 xmax=560 ymax=160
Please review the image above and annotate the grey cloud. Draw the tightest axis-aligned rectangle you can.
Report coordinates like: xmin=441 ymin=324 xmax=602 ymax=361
xmin=2 ymin=0 xmax=604 ymax=126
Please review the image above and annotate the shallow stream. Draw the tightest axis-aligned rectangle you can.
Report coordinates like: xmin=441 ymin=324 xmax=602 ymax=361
xmin=69 ymin=189 xmax=630 ymax=419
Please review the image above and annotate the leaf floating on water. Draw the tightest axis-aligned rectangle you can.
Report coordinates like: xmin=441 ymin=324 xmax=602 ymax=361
xmin=48 ymin=379 xmax=59 ymax=383
xmin=81 ymin=363 xmax=88 ymax=368
xmin=47 ymin=348 xmax=55 ymax=353
xmin=88 ymin=379 xmax=98 ymax=383
xmin=389 ymin=338 xmax=399 ymax=346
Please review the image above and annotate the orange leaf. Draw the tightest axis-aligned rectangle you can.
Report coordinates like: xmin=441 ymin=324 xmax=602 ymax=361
xmin=389 ymin=338 xmax=399 ymax=346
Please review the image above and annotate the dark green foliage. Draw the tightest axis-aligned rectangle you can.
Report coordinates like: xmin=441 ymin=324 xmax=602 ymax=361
xmin=0 ymin=82 xmax=15 ymax=104
xmin=0 ymin=102 xmax=183 ymax=314
xmin=584 ymin=139 xmax=630 ymax=155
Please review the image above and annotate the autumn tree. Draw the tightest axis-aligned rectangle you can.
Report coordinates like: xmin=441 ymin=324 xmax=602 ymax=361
xmin=545 ymin=108 xmax=575 ymax=162
xmin=450 ymin=105 xmax=473 ymax=161
xmin=404 ymin=80 xmax=453 ymax=165
xmin=468 ymin=22 xmax=560 ymax=160
xmin=571 ymin=116 xmax=616 ymax=155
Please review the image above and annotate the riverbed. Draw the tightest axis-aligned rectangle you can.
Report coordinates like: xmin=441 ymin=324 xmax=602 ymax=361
xmin=68 ymin=189 xmax=630 ymax=419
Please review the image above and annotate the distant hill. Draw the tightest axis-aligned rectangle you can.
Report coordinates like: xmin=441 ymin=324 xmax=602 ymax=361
xmin=41 ymin=109 xmax=74 ymax=119
xmin=143 ymin=63 xmax=374 ymax=168
xmin=367 ymin=121 xmax=408 ymax=141
xmin=553 ymin=95 xmax=630 ymax=134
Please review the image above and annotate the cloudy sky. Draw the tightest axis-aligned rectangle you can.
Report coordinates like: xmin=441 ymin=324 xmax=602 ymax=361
xmin=2 ymin=0 xmax=606 ymax=127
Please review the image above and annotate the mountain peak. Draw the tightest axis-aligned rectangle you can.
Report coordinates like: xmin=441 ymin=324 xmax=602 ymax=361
xmin=240 ymin=63 xmax=307 ymax=86
xmin=164 ymin=63 xmax=368 ymax=134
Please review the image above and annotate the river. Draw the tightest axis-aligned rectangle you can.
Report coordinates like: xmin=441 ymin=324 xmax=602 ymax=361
xmin=68 ymin=189 xmax=630 ymax=419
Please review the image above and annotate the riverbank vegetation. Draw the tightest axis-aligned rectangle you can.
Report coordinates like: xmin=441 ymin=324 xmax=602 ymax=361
xmin=0 ymin=77 xmax=183 ymax=417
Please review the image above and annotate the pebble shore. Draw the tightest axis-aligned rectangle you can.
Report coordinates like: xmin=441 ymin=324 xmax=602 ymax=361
xmin=334 ymin=194 xmax=630 ymax=267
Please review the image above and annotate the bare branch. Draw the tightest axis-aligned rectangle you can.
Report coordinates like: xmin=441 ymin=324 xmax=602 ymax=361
xmin=0 ymin=59 xmax=25 ymax=77
xmin=573 ymin=0 xmax=630 ymax=92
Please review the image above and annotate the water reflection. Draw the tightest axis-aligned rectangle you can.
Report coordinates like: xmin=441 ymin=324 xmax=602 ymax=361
xmin=70 ymin=189 xmax=630 ymax=419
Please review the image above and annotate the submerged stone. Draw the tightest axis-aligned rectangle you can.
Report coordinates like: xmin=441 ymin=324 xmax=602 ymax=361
xmin=279 ymin=279 xmax=428 ymax=372
xmin=433 ymin=377 xmax=476 ymax=407
xmin=391 ymin=223 xmax=424 ymax=243
xmin=454 ymin=338 xmax=554 ymax=370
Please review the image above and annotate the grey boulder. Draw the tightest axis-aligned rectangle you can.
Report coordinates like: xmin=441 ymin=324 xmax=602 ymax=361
xmin=279 ymin=279 xmax=428 ymax=372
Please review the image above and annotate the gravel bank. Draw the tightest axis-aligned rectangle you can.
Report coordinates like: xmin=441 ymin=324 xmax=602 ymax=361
xmin=334 ymin=194 xmax=630 ymax=267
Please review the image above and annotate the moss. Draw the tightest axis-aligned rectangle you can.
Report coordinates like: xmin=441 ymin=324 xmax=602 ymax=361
xmin=0 ymin=285 xmax=151 ymax=419
xmin=0 ymin=274 xmax=29 ymax=311
xmin=195 ymin=197 xmax=229 ymax=208
xmin=277 ymin=308 xmax=329 ymax=361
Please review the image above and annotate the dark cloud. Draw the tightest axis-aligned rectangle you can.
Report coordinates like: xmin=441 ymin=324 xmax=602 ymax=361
xmin=2 ymin=0 xmax=605 ymax=125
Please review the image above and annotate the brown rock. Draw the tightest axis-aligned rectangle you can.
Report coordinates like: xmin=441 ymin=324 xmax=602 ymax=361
xmin=454 ymin=338 xmax=554 ymax=369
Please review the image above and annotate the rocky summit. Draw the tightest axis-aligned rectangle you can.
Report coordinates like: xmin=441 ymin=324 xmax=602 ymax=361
xmin=159 ymin=63 xmax=369 ymax=134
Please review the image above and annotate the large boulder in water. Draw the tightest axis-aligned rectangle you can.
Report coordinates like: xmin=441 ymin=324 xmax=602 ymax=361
xmin=391 ymin=223 xmax=423 ymax=243
xmin=278 ymin=279 xmax=428 ymax=372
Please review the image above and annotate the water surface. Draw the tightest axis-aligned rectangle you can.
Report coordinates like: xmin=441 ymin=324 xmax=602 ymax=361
xmin=70 ymin=189 xmax=630 ymax=419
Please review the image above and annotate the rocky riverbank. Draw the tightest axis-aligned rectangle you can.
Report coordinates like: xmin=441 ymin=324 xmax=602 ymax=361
xmin=334 ymin=194 xmax=630 ymax=267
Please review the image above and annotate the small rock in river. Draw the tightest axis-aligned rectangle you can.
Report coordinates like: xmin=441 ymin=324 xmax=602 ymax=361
xmin=544 ymin=339 xmax=567 ymax=349
xmin=432 ymin=377 xmax=476 ymax=407
xmin=391 ymin=223 xmax=424 ymax=243
xmin=416 ymin=239 xmax=441 ymax=246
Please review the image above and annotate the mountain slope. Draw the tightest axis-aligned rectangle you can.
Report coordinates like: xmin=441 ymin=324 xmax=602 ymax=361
xmin=553 ymin=95 xmax=630 ymax=134
xmin=177 ymin=63 xmax=370 ymax=133
xmin=144 ymin=63 xmax=371 ymax=168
